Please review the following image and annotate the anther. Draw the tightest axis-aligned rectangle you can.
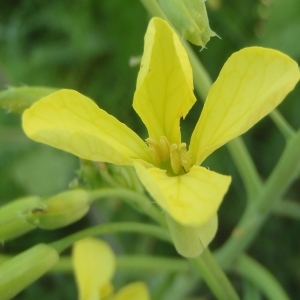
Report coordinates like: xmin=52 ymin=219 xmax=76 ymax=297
xmin=159 ymin=136 xmax=171 ymax=161
xmin=146 ymin=138 xmax=162 ymax=165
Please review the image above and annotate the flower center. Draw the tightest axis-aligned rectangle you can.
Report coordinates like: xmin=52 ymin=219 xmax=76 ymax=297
xmin=146 ymin=136 xmax=192 ymax=175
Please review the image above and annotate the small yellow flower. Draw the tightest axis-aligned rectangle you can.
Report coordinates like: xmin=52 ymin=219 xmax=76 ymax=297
xmin=22 ymin=18 xmax=299 ymax=254
xmin=73 ymin=237 xmax=150 ymax=300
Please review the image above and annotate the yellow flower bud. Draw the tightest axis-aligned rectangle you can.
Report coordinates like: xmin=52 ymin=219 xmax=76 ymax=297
xmin=24 ymin=190 xmax=90 ymax=229
xmin=0 ymin=244 xmax=59 ymax=299
xmin=159 ymin=0 xmax=217 ymax=47
xmin=0 ymin=196 xmax=40 ymax=242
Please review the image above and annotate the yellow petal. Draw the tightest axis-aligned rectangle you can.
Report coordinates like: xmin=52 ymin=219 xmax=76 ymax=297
xmin=22 ymin=89 xmax=152 ymax=166
xmin=133 ymin=17 xmax=196 ymax=144
xmin=112 ymin=282 xmax=150 ymax=300
xmin=73 ymin=238 xmax=115 ymax=300
xmin=134 ymin=163 xmax=231 ymax=227
xmin=190 ymin=47 xmax=300 ymax=165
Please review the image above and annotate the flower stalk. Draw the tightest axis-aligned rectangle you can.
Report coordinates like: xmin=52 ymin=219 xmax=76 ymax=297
xmin=217 ymin=129 xmax=300 ymax=268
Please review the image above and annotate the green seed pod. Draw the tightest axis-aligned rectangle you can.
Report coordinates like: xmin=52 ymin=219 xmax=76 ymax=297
xmin=0 ymin=244 xmax=59 ymax=300
xmin=24 ymin=189 xmax=90 ymax=229
xmin=0 ymin=196 xmax=41 ymax=242
xmin=159 ymin=0 xmax=217 ymax=47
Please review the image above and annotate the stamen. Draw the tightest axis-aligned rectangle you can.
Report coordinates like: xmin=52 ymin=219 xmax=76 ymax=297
xmin=146 ymin=136 xmax=192 ymax=175
xmin=146 ymin=138 xmax=161 ymax=165
xmin=170 ymin=144 xmax=181 ymax=174
xmin=159 ymin=136 xmax=171 ymax=161
xmin=179 ymin=143 xmax=192 ymax=173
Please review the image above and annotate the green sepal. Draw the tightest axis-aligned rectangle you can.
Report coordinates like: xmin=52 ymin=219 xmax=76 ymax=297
xmin=166 ymin=214 xmax=218 ymax=258
xmin=159 ymin=0 xmax=217 ymax=47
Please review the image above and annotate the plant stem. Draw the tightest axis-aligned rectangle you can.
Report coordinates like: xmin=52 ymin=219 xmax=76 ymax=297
xmin=269 ymin=109 xmax=296 ymax=140
xmin=183 ymin=42 xmax=212 ymax=100
xmin=191 ymin=249 xmax=240 ymax=300
xmin=243 ymin=281 xmax=262 ymax=300
xmin=254 ymin=130 xmax=300 ymax=214
xmin=49 ymin=255 xmax=190 ymax=273
xmin=139 ymin=0 xmax=166 ymax=18
xmin=226 ymin=139 xmax=262 ymax=200
xmin=88 ymin=188 xmax=166 ymax=227
xmin=117 ymin=255 xmax=189 ymax=272
xmin=49 ymin=222 xmax=171 ymax=253
xmin=234 ymin=255 xmax=290 ymax=300
xmin=272 ymin=199 xmax=300 ymax=220
xmin=217 ymin=130 xmax=300 ymax=267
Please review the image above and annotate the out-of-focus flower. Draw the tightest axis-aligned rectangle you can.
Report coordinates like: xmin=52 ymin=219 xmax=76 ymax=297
xmin=73 ymin=237 xmax=150 ymax=300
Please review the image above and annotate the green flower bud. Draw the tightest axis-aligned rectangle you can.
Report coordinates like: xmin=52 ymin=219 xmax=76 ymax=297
xmin=0 ymin=244 xmax=59 ymax=299
xmin=0 ymin=196 xmax=40 ymax=242
xmin=0 ymin=86 xmax=57 ymax=114
xmin=159 ymin=0 xmax=217 ymax=47
xmin=24 ymin=190 xmax=90 ymax=229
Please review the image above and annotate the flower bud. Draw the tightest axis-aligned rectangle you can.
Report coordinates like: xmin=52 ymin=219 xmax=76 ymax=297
xmin=159 ymin=0 xmax=217 ymax=47
xmin=24 ymin=189 xmax=90 ymax=229
xmin=0 ymin=86 xmax=57 ymax=114
xmin=0 ymin=196 xmax=40 ymax=242
xmin=0 ymin=244 xmax=59 ymax=299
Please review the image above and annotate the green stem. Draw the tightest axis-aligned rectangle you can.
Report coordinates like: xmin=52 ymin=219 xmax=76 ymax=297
xmin=217 ymin=130 xmax=300 ymax=267
xmin=254 ymin=130 xmax=300 ymax=214
xmin=269 ymin=109 xmax=296 ymax=140
xmin=88 ymin=188 xmax=166 ymax=227
xmin=117 ymin=255 xmax=189 ymax=272
xmin=243 ymin=281 xmax=262 ymax=300
xmin=227 ymin=139 xmax=262 ymax=200
xmin=183 ymin=42 xmax=212 ymax=100
xmin=49 ymin=255 xmax=189 ymax=273
xmin=191 ymin=249 xmax=240 ymax=300
xmin=49 ymin=222 xmax=171 ymax=253
xmin=234 ymin=255 xmax=290 ymax=300
xmin=139 ymin=0 xmax=167 ymax=18
xmin=272 ymin=199 xmax=300 ymax=220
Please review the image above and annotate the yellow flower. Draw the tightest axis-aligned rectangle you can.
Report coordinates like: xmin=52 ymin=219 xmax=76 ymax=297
xmin=73 ymin=237 xmax=150 ymax=300
xmin=22 ymin=18 xmax=299 ymax=255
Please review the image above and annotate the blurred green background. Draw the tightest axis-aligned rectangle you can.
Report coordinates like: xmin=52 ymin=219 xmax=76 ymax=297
xmin=0 ymin=0 xmax=300 ymax=299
